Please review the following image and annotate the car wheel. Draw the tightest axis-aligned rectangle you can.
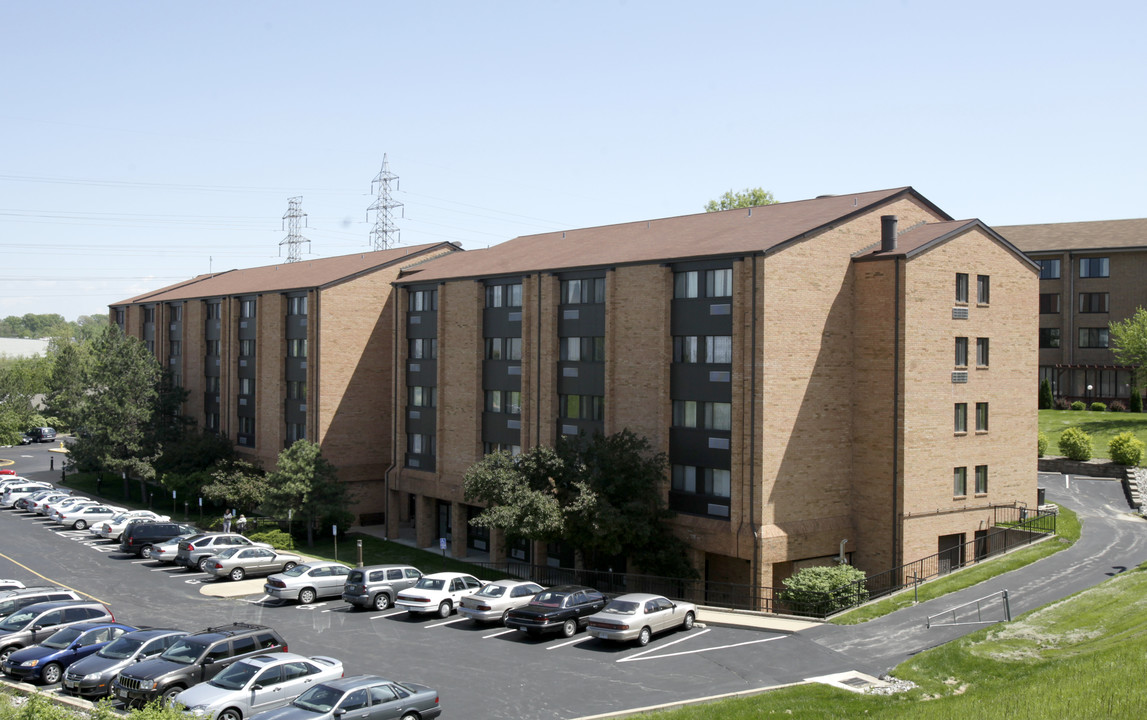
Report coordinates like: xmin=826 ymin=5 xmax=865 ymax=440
xmin=373 ymin=593 xmax=391 ymax=611
xmin=283 ymin=561 xmax=297 ymax=571
xmin=500 ymin=608 xmax=511 ymax=625
xmin=160 ymin=685 xmax=185 ymax=707
xmin=637 ymin=626 xmax=652 ymax=647
xmin=400 ymin=713 xmax=419 ymax=720
xmin=41 ymin=662 xmax=62 ymax=685
xmin=682 ymin=611 xmax=695 ymax=630
xmin=0 ymin=646 xmax=18 ymax=664
xmin=229 ymin=567 xmax=246 ymax=582
xmin=197 ymin=556 xmax=210 ymax=572
xmin=140 ymin=545 xmax=154 ymax=559
xmin=74 ymin=520 xmax=87 ymax=530
xmin=437 ymin=600 xmax=452 ymax=618
xmin=561 ymin=618 xmax=577 ymax=638
xmin=219 ymin=708 xmax=243 ymax=720
xmin=298 ymin=588 xmax=317 ymax=604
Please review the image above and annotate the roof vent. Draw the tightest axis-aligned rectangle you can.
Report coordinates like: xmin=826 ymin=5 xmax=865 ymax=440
xmin=881 ymin=215 xmax=898 ymax=252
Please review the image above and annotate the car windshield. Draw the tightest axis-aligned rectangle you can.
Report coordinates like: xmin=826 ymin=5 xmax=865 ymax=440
xmin=414 ymin=578 xmax=445 ymax=591
xmin=98 ymin=635 xmax=144 ymax=659
xmin=283 ymin=565 xmax=312 ymax=578
xmin=602 ymin=600 xmax=640 ymax=615
xmin=209 ymin=661 xmax=259 ymax=690
xmin=475 ymin=584 xmax=506 ymax=598
xmin=42 ymin=627 xmax=84 ymax=649
xmin=159 ymin=639 xmax=207 ymax=664
xmin=293 ymin=684 xmax=343 ymax=713
xmin=109 ymin=514 xmax=129 ymax=523
xmin=0 ymin=610 xmax=34 ymax=631
xmin=530 ymin=591 xmax=569 ymax=608
xmin=214 ymin=547 xmax=242 ymax=559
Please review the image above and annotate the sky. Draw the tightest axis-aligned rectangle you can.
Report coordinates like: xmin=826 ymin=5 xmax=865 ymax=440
xmin=3 ymin=0 xmax=1145 ymax=322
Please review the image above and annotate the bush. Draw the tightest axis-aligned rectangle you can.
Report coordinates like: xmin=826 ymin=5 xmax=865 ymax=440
xmin=1090 ymin=402 xmax=1107 ymax=412
xmin=778 ymin=564 xmax=868 ymax=616
xmin=1038 ymin=431 xmax=1049 ymax=457
xmin=1058 ymin=427 xmax=1094 ymax=461
xmin=1055 ymin=397 xmax=1072 ymax=410
xmin=249 ymin=529 xmax=295 ymax=550
xmin=1039 ymin=379 xmax=1053 ymax=409
xmin=1133 ymin=391 xmax=1144 ymax=413
xmin=1071 ymin=401 xmax=1087 ymax=411
xmin=1109 ymin=432 xmax=1145 ymax=466
xmin=1109 ymin=400 xmax=1128 ymax=413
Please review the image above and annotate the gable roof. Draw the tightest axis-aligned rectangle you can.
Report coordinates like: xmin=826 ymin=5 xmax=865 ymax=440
xmin=398 ymin=187 xmax=946 ymax=284
xmin=852 ymin=219 xmax=1040 ymax=270
xmin=114 ymin=242 xmax=459 ymax=305
xmin=995 ymin=218 xmax=1147 ymax=254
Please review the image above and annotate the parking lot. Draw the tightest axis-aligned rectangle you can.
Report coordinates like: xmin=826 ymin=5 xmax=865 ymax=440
xmin=1 ymin=446 xmax=855 ymax=719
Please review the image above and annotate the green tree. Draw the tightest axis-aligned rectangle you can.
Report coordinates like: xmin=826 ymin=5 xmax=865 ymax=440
xmin=200 ymin=460 xmax=269 ymax=517
xmin=1039 ymin=378 xmax=1054 ymax=409
xmin=45 ymin=339 xmax=93 ymax=430
xmin=704 ymin=187 xmax=777 ymax=212
xmin=0 ymin=354 xmax=52 ymax=444
xmin=262 ymin=440 xmax=352 ymax=547
xmin=1110 ymin=307 xmax=1147 ymax=403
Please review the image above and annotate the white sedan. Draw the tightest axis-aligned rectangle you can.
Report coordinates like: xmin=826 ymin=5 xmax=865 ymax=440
xmin=48 ymin=498 xmax=101 ymax=523
xmin=458 ymin=580 xmax=544 ymax=624
xmin=55 ymin=504 xmax=127 ymax=530
xmin=395 ymin=572 xmax=485 ymax=618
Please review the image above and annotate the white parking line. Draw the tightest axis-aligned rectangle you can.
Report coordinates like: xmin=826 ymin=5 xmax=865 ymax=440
xmin=370 ymin=610 xmax=406 ymax=620
xmin=321 ymin=606 xmax=353 ymax=614
xmin=424 ymin=617 xmax=469 ymax=628
xmin=483 ymin=629 xmax=516 ymax=639
xmin=546 ymin=636 xmax=594 ymax=650
xmin=617 ymin=633 xmax=783 ymax=663
xmin=615 ymin=628 xmax=710 ymax=663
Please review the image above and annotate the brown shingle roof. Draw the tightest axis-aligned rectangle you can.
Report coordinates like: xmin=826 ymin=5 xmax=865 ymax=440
xmin=398 ymin=187 xmax=939 ymax=283
xmin=114 ymin=242 xmax=459 ymax=305
xmin=852 ymin=219 xmax=1039 ymax=270
xmin=996 ymin=218 xmax=1147 ymax=253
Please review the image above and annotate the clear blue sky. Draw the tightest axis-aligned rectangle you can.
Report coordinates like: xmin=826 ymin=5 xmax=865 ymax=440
xmin=3 ymin=1 xmax=1144 ymax=321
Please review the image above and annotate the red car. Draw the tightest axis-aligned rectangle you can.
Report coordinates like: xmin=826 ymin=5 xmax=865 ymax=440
xmin=0 ymin=470 xmax=17 ymax=476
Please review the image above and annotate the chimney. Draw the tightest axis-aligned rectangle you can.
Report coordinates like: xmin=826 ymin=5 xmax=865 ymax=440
xmin=881 ymin=215 xmax=898 ymax=252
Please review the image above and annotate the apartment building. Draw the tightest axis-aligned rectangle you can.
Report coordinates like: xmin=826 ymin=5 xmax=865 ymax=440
xmin=390 ymin=187 xmax=1039 ymax=589
xmin=111 ymin=242 xmax=460 ymax=512
xmin=997 ymin=219 xmax=1147 ymax=404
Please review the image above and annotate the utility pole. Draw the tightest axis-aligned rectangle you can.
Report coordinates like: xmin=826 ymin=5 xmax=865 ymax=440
xmin=280 ymin=196 xmax=310 ymax=262
xmin=367 ymin=154 xmax=403 ymax=250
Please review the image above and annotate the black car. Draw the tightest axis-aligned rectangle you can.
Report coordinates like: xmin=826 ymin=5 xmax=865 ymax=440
xmin=505 ymin=585 xmax=607 ymax=638
xmin=112 ymin=622 xmax=287 ymax=706
xmin=119 ymin=521 xmax=199 ymax=558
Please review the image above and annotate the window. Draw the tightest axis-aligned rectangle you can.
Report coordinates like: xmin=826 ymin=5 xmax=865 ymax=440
xmin=559 ymin=394 xmax=604 ymax=421
xmin=169 ymin=340 xmax=182 ymax=356
xmin=408 ymin=433 xmax=435 ymax=455
xmin=976 ymin=338 xmax=989 ymax=367
xmin=114 ymin=308 xmax=125 ymax=326
xmin=975 ymin=465 xmax=988 ymax=494
xmin=206 ymin=412 xmax=219 ymax=431
xmin=286 ymin=422 xmax=305 ymax=443
xmin=976 ymin=402 xmax=989 ymax=432
xmin=239 ymin=339 xmax=255 ymax=357
xmin=954 ymin=403 xmax=967 ymax=433
xmin=561 ymin=278 xmax=605 ymax=304
xmin=706 ymin=268 xmax=732 ymax=297
xmin=484 ymin=442 xmax=521 ymax=456
xmin=955 ymin=337 xmax=968 ymax=367
xmin=1079 ymin=293 xmax=1110 ymax=313
xmin=169 ymin=305 xmax=183 ymax=322
xmin=673 ymin=400 xmax=731 ymax=430
xmin=288 ymin=296 xmax=308 ymax=316
xmin=485 ymin=337 xmax=521 ymax=360
xmin=560 ymin=337 xmax=604 ymax=362
xmin=954 ymin=467 xmax=967 ymax=496
xmin=206 ymin=340 xmax=221 ymax=356
xmin=1039 ymin=328 xmax=1061 ymax=348
xmin=674 ymin=271 xmax=699 ymax=299
xmin=1079 ymin=257 xmax=1109 ymax=278
xmin=485 ymin=283 xmax=522 ymax=308
xmin=675 ymin=269 xmax=732 ymax=298
xmin=955 ymin=273 xmax=968 ymax=303
xmin=288 ymin=338 xmax=307 ymax=357
xmin=976 ymin=275 xmax=990 ymax=304
xmin=240 ymin=299 xmax=256 ymax=319
xmin=409 ymin=338 xmax=437 ymax=360
xmin=206 ymin=302 xmax=221 ymax=320
xmin=1039 ymin=293 xmax=1060 ymax=314
xmin=1039 ymin=259 xmax=1060 ymax=279
xmin=143 ymin=307 xmax=155 ymax=323
xmin=410 ymin=386 xmax=437 ymax=408
xmin=239 ymin=378 xmax=254 ymax=396
xmin=287 ymin=380 xmax=306 ymax=400
xmin=1079 ymin=328 xmax=1109 ymax=348
xmin=206 ymin=376 xmax=220 ymax=393
xmin=671 ymin=465 xmax=731 ymax=498
xmin=673 ymin=336 xmax=731 ymax=363
xmin=707 ymin=336 xmax=732 ymax=363
xmin=238 ymin=416 xmax=255 ymax=435
xmin=409 ymin=289 xmax=437 ymax=312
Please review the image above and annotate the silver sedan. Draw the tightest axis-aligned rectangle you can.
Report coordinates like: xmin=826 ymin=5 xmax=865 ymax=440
xmin=264 ymin=562 xmax=351 ymax=604
xmin=204 ymin=547 xmax=303 ymax=582
xmin=586 ymin=593 xmax=696 ymax=646
xmin=175 ymin=652 xmax=343 ymax=720
xmin=458 ymin=580 xmax=544 ymax=624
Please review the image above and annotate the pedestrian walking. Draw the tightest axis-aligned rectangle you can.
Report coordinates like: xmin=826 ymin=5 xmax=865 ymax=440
xmin=237 ymin=514 xmax=247 ymax=535
xmin=223 ymin=509 xmax=233 ymax=533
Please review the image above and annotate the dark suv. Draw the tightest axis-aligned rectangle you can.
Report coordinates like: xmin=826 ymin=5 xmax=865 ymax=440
xmin=0 ymin=600 xmax=116 ymax=664
xmin=112 ymin=622 xmax=287 ymax=706
xmin=342 ymin=564 xmax=423 ymax=611
xmin=120 ymin=521 xmax=198 ymax=558
xmin=22 ymin=427 xmax=57 ymax=444
xmin=0 ymin=587 xmax=82 ymax=620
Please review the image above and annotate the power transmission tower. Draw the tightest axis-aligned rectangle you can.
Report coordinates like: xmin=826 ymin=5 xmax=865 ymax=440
xmin=367 ymin=154 xmax=403 ymax=250
xmin=280 ymin=196 xmax=310 ymax=263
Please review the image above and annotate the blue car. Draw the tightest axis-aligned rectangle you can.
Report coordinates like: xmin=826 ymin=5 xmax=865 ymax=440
xmin=1 ymin=622 xmax=136 ymax=685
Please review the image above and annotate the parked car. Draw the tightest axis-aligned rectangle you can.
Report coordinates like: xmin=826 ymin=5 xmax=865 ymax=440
xmin=395 ymin=572 xmax=484 ymax=618
xmin=0 ymin=587 xmax=82 ymax=621
xmin=204 ymin=547 xmax=302 ymax=582
xmin=505 ymin=585 xmax=608 ymax=638
xmin=62 ymin=628 xmax=188 ymax=699
xmin=113 ymin=622 xmax=288 ymax=707
xmin=120 ymin=521 xmax=199 ymax=558
xmin=0 ymin=469 xmax=16 ymax=476
xmin=1 ymin=621 xmax=135 ymax=684
xmin=1 ymin=482 xmax=54 ymax=508
xmin=95 ymin=511 xmax=172 ymax=541
xmin=177 ymin=533 xmax=272 ymax=572
xmin=46 ymin=497 xmax=99 ymax=521
xmin=264 ymin=562 xmax=351 ymax=605
xmin=175 ymin=652 xmax=344 ymax=720
xmin=341 ymin=564 xmax=422 ymax=612
xmin=152 ymin=535 xmax=197 ymax=564
xmin=458 ymin=580 xmax=545 ymax=624
xmin=23 ymin=427 xmax=57 ymax=443
xmin=245 ymin=674 xmax=441 ymax=720
xmin=20 ymin=490 xmax=69 ymax=513
xmin=56 ymin=503 xmax=127 ymax=530
xmin=0 ymin=580 xmax=25 ymax=592
xmin=0 ymin=600 xmax=116 ymax=664
xmin=585 ymin=593 xmax=697 ymax=646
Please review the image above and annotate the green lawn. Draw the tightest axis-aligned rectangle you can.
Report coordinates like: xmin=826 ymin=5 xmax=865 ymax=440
xmin=1039 ymin=408 xmax=1147 ymax=464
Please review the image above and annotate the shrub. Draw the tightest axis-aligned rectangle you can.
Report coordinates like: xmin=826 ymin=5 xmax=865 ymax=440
xmin=1039 ymin=379 xmax=1053 ymax=409
xmin=1109 ymin=432 xmax=1145 ymax=467
xmin=1090 ymin=402 xmax=1107 ymax=412
xmin=1058 ymin=427 xmax=1093 ymax=461
xmin=778 ymin=564 xmax=868 ymax=616
xmin=1055 ymin=397 xmax=1072 ymax=410
xmin=1133 ymin=391 xmax=1144 ymax=413
xmin=249 ymin=529 xmax=295 ymax=550
xmin=1109 ymin=400 xmax=1128 ymax=413
xmin=1070 ymin=401 xmax=1086 ymax=411
xmin=1038 ymin=431 xmax=1049 ymax=457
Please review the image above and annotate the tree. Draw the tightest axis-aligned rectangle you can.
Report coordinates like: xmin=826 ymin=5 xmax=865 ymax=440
xmin=1039 ymin=378 xmax=1054 ymax=409
xmin=200 ymin=460 xmax=269 ymax=517
xmin=0 ymin=354 xmax=53 ymax=443
xmin=1110 ymin=307 xmax=1147 ymax=402
xmin=704 ymin=187 xmax=777 ymax=212
xmin=45 ymin=339 xmax=93 ymax=430
xmin=262 ymin=440 xmax=352 ymax=547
